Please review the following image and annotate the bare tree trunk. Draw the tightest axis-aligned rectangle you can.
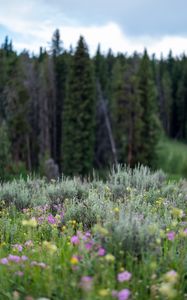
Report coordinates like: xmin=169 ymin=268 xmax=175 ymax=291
xmin=96 ymin=80 xmax=118 ymax=166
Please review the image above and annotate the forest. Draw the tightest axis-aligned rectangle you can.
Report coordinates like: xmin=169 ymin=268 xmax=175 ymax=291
xmin=0 ymin=29 xmax=187 ymax=180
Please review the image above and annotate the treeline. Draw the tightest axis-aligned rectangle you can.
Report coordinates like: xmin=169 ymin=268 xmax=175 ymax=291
xmin=0 ymin=30 xmax=187 ymax=179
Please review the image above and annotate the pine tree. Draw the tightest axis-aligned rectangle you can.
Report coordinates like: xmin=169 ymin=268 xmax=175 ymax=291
xmin=138 ymin=50 xmax=160 ymax=166
xmin=62 ymin=36 xmax=96 ymax=176
xmin=112 ymin=56 xmax=143 ymax=166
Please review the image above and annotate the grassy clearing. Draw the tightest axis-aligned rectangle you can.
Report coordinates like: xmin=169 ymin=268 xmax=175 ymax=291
xmin=157 ymin=137 xmax=187 ymax=179
xmin=0 ymin=166 xmax=187 ymax=300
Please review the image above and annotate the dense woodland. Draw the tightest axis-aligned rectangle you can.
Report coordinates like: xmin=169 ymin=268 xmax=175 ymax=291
xmin=0 ymin=30 xmax=187 ymax=179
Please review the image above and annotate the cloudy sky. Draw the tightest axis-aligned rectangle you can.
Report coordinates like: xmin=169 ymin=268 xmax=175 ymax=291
xmin=0 ymin=0 xmax=187 ymax=56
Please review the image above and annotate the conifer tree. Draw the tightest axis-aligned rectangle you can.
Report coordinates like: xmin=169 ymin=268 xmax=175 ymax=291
xmin=62 ymin=36 xmax=96 ymax=176
xmin=112 ymin=57 xmax=143 ymax=166
xmin=138 ymin=50 xmax=160 ymax=166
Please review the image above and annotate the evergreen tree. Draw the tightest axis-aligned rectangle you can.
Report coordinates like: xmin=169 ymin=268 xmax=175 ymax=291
xmin=62 ymin=36 xmax=96 ymax=176
xmin=112 ymin=57 xmax=143 ymax=166
xmin=138 ymin=50 xmax=160 ymax=166
xmin=0 ymin=121 xmax=11 ymax=180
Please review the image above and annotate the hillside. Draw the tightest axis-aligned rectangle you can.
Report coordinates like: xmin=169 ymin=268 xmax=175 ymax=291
xmin=0 ymin=166 xmax=187 ymax=299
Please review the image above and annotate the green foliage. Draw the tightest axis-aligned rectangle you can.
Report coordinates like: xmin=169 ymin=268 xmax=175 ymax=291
xmin=0 ymin=122 xmax=11 ymax=180
xmin=138 ymin=50 xmax=160 ymax=167
xmin=62 ymin=36 xmax=96 ymax=176
xmin=157 ymin=137 xmax=187 ymax=178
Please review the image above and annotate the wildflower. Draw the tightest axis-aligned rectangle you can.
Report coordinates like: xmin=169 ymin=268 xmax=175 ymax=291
xmin=167 ymin=231 xmax=175 ymax=241
xmin=21 ymin=255 xmax=28 ymax=261
xmin=159 ymin=283 xmax=177 ymax=299
xmin=25 ymin=240 xmax=33 ymax=248
xmin=98 ymin=289 xmax=110 ymax=297
xmin=13 ymin=244 xmax=23 ymax=252
xmin=47 ymin=214 xmax=56 ymax=225
xmin=163 ymin=270 xmax=179 ymax=284
xmin=71 ymin=235 xmax=79 ymax=245
xmin=184 ymin=228 xmax=187 ymax=235
xmin=0 ymin=257 xmax=9 ymax=265
xmin=31 ymin=261 xmax=47 ymax=268
xmin=117 ymin=271 xmax=132 ymax=282
xmin=105 ymin=254 xmax=115 ymax=262
xmin=8 ymin=255 xmax=21 ymax=263
xmin=112 ymin=290 xmax=118 ymax=297
xmin=12 ymin=291 xmax=20 ymax=300
xmin=70 ymin=255 xmax=79 ymax=265
xmin=15 ymin=271 xmax=24 ymax=277
xmin=93 ymin=224 xmax=109 ymax=236
xmin=98 ymin=248 xmax=106 ymax=256
xmin=80 ymin=276 xmax=93 ymax=291
xmin=118 ymin=289 xmax=131 ymax=300
xmin=43 ymin=241 xmax=57 ymax=254
xmin=171 ymin=208 xmax=184 ymax=219
xmin=113 ymin=207 xmax=120 ymax=213
xmin=22 ymin=218 xmax=37 ymax=227
xmin=85 ymin=242 xmax=93 ymax=250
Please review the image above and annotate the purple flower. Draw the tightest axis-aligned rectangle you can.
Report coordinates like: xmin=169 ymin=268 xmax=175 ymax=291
xmin=37 ymin=217 xmax=44 ymax=224
xmin=118 ymin=271 xmax=132 ymax=282
xmin=112 ymin=290 xmax=118 ymax=298
xmin=21 ymin=255 xmax=28 ymax=261
xmin=118 ymin=289 xmax=131 ymax=300
xmin=13 ymin=244 xmax=23 ymax=252
xmin=184 ymin=228 xmax=187 ymax=235
xmin=0 ymin=258 xmax=9 ymax=265
xmin=47 ymin=214 xmax=56 ymax=225
xmin=98 ymin=248 xmax=106 ymax=256
xmin=8 ymin=255 xmax=21 ymax=263
xmin=167 ymin=231 xmax=175 ymax=241
xmin=71 ymin=235 xmax=79 ymax=245
xmin=85 ymin=243 xmax=93 ymax=250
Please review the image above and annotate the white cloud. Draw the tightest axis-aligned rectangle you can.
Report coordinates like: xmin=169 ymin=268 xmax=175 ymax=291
xmin=1 ymin=1 xmax=187 ymax=56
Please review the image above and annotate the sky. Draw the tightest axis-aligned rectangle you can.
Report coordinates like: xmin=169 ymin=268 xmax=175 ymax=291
xmin=0 ymin=0 xmax=187 ymax=56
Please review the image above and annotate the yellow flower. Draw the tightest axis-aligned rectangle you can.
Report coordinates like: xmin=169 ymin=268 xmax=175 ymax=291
xmin=113 ymin=207 xmax=119 ymax=213
xmin=93 ymin=225 xmax=109 ymax=236
xmin=70 ymin=256 xmax=79 ymax=265
xmin=163 ymin=270 xmax=179 ymax=284
xmin=22 ymin=218 xmax=37 ymax=227
xmin=159 ymin=283 xmax=177 ymax=299
xmin=171 ymin=207 xmax=184 ymax=219
xmin=43 ymin=241 xmax=57 ymax=254
xmin=105 ymin=254 xmax=115 ymax=262
xmin=98 ymin=289 xmax=110 ymax=297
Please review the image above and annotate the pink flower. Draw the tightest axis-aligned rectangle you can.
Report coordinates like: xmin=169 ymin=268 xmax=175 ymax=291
xmin=71 ymin=235 xmax=79 ymax=245
xmin=0 ymin=258 xmax=9 ymax=265
xmin=98 ymin=248 xmax=106 ymax=256
xmin=118 ymin=289 xmax=131 ymax=300
xmin=15 ymin=271 xmax=24 ymax=277
xmin=117 ymin=271 xmax=132 ymax=282
xmin=80 ymin=276 xmax=93 ymax=291
xmin=31 ymin=261 xmax=46 ymax=268
xmin=25 ymin=240 xmax=33 ymax=247
xmin=167 ymin=231 xmax=175 ymax=241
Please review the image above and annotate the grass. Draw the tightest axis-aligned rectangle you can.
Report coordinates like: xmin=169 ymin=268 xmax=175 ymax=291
xmin=0 ymin=166 xmax=187 ymax=300
xmin=157 ymin=137 xmax=187 ymax=179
